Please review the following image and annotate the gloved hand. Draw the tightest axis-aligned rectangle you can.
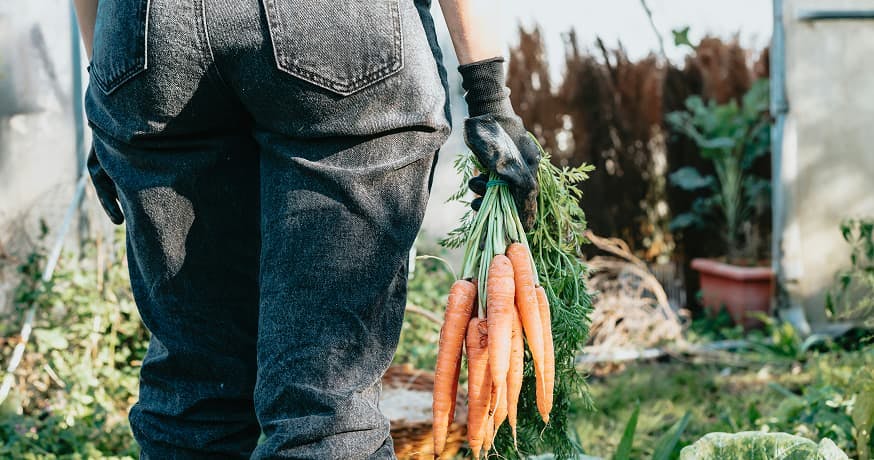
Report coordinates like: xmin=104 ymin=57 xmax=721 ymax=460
xmin=87 ymin=145 xmax=124 ymax=225
xmin=459 ymin=57 xmax=540 ymax=230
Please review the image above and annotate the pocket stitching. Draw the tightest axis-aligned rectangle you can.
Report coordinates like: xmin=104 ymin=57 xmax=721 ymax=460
xmin=92 ymin=56 xmax=147 ymax=95
xmin=263 ymin=0 xmax=404 ymax=96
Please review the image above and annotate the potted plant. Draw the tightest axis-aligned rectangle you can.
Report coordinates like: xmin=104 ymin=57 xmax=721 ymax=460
xmin=666 ymin=79 xmax=773 ymax=328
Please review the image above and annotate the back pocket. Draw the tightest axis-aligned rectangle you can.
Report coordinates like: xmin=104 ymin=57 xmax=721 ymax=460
xmin=89 ymin=0 xmax=150 ymax=95
xmin=262 ymin=0 xmax=403 ymax=96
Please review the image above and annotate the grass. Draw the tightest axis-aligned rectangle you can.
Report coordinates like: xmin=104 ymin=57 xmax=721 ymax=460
xmin=573 ymin=346 xmax=874 ymax=458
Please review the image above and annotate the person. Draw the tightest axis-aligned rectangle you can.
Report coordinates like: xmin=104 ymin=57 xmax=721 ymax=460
xmin=74 ymin=0 xmax=540 ymax=457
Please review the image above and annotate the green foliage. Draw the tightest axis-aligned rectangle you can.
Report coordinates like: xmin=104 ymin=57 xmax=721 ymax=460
xmin=687 ymin=307 xmax=746 ymax=342
xmin=613 ymin=403 xmax=640 ymax=460
xmin=576 ymin=347 xmax=874 ymax=459
xmin=763 ymin=319 xmax=811 ymax=359
xmin=440 ymin=152 xmax=484 ymax=251
xmin=0 ymin=232 xmax=146 ymax=458
xmin=672 ymin=26 xmax=694 ymax=48
xmin=393 ymin=253 xmax=455 ymax=371
xmin=765 ymin=382 xmax=856 ymax=451
xmin=690 ymin=310 xmax=832 ymax=362
xmin=763 ymin=356 xmax=874 ymax=460
xmin=499 ymin=142 xmax=595 ymax=460
xmin=679 ymin=431 xmax=849 ymax=460
xmin=827 ymin=218 xmax=874 ymax=327
xmin=739 ymin=315 xmax=831 ymax=361
xmin=852 ymin=367 xmax=874 ymax=460
xmin=605 ymin=403 xmax=690 ymax=460
xmin=533 ymin=404 xmax=690 ymax=460
xmin=653 ymin=411 xmax=693 ymax=460
xmin=666 ymin=79 xmax=771 ymax=263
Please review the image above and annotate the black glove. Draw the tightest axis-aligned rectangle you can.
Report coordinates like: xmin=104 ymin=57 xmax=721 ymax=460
xmin=87 ymin=146 xmax=124 ymax=225
xmin=459 ymin=57 xmax=540 ymax=230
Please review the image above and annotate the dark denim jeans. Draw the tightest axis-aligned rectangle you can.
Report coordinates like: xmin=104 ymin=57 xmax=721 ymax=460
xmin=84 ymin=0 xmax=451 ymax=458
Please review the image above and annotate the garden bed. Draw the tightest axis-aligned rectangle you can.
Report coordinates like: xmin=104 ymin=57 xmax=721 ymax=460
xmin=573 ymin=346 xmax=873 ymax=459
xmin=1 ymin=243 xmax=871 ymax=459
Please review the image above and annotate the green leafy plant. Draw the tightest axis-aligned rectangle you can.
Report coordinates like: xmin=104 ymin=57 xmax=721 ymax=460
xmin=576 ymin=347 xmax=873 ymax=458
xmin=766 ymin=382 xmax=856 ymax=451
xmin=613 ymin=404 xmax=691 ymax=460
xmin=827 ymin=218 xmax=874 ymax=327
xmin=744 ymin=315 xmax=831 ymax=361
xmin=852 ymin=367 xmax=874 ymax=460
xmin=393 ymin=252 xmax=455 ymax=371
xmin=666 ymin=79 xmax=771 ymax=263
xmin=653 ymin=412 xmax=693 ymax=460
xmin=672 ymin=26 xmax=693 ymax=48
xmin=679 ymin=431 xmax=850 ymax=459
xmin=764 ymin=356 xmax=874 ymax=459
xmin=687 ymin=307 xmax=746 ymax=342
xmin=0 ymin=232 xmax=146 ymax=458
xmin=613 ymin=403 xmax=640 ymax=460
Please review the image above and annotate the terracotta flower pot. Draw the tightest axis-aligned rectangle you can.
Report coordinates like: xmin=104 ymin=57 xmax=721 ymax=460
xmin=691 ymin=258 xmax=775 ymax=329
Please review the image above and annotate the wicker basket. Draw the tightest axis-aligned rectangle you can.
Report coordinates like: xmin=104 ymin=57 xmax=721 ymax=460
xmin=381 ymin=364 xmax=467 ymax=459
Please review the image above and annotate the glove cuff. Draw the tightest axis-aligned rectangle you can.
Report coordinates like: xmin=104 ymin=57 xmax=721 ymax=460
xmin=458 ymin=57 xmax=515 ymax=117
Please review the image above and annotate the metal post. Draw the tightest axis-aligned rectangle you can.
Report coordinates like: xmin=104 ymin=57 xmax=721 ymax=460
xmin=771 ymin=0 xmax=811 ymax=334
xmin=797 ymin=9 xmax=874 ymax=21
xmin=0 ymin=172 xmax=89 ymax=405
xmin=771 ymin=0 xmax=787 ymax=277
xmin=70 ymin=1 xmax=89 ymax=245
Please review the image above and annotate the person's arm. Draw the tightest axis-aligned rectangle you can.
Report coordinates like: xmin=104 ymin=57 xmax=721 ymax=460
xmin=438 ymin=0 xmax=541 ymax=230
xmin=437 ymin=0 xmax=503 ymax=65
xmin=74 ymin=0 xmax=126 ymax=224
xmin=73 ymin=0 xmax=99 ymax=59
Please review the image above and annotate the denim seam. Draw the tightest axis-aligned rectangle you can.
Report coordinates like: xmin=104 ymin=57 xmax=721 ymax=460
xmin=284 ymin=125 xmax=448 ymax=175
xmin=261 ymin=0 xmax=404 ymax=96
xmin=197 ymin=0 xmax=232 ymax=91
xmin=144 ymin=0 xmax=151 ymax=73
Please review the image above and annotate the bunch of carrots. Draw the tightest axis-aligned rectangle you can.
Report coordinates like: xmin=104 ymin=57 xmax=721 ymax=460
xmin=432 ymin=163 xmax=555 ymax=458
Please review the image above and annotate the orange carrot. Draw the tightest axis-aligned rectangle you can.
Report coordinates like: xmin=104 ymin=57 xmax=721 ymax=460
xmin=535 ymin=285 xmax=555 ymax=424
xmin=466 ymin=317 xmax=491 ymax=459
xmin=506 ymin=243 xmax=546 ymax=394
xmin=507 ymin=304 xmax=524 ymax=446
xmin=486 ymin=254 xmax=515 ymax=415
xmin=433 ymin=280 xmax=476 ymax=456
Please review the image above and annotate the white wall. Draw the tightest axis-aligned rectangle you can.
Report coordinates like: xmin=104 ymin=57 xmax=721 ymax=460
xmin=781 ymin=0 xmax=874 ymax=326
xmin=0 ymin=1 xmax=84 ymax=241
xmin=0 ymin=1 xmax=86 ymax=312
